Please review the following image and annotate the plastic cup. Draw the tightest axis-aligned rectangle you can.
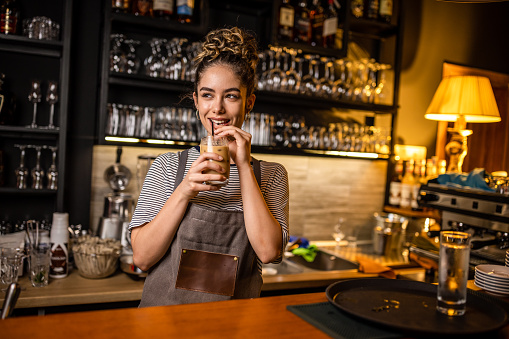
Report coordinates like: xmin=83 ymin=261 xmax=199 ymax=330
xmin=200 ymin=135 xmax=230 ymax=186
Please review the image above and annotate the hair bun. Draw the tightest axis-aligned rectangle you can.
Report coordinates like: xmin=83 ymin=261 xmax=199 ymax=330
xmin=195 ymin=27 xmax=259 ymax=72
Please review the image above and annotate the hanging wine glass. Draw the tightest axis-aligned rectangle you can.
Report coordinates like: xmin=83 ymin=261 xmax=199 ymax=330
xmin=269 ymin=46 xmax=285 ymax=92
xmin=144 ymin=38 xmax=167 ymax=78
xmin=281 ymin=48 xmax=301 ymax=94
xmin=351 ymin=60 xmax=366 ymax=102
xmin=27 ymin=80 xmax=42 ymax=128
xmin=257 ymin=51 xmax=268 ymax=91
xmin=14 ymin=144 xmax=28 ymax=189
xmin=31 ymin=145 xmax=45 ymax=189
xmin=317 ymin=57 xmax=335 ymax=98
xmin=300 ymin=55 xmax=318 ymax=96
xmin=45 ymin=81 xmax=58 ymax=129
xmin=362 ymin=59 xmax=378 ymax=103
xmin=123 ymin=39 xmax=141 ymax=74
xmin=46 ymin=146 xmax=58 ymax=190
xmin=332 ymin=58 xmax=346 ymax=100
xmin=109 ymin=34 xmax=126 ymax=73
xmin=374 ymin=63 xmax=393 ymax=105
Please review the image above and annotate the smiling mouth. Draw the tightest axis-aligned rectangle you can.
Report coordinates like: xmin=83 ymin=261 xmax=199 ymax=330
xmin=209 ymin=118 xmax=230 ymax=127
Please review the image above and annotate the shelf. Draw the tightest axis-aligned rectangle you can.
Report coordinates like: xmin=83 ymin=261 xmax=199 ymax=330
xmin=0 ymin=187 xmax=58 ymax=195
xmin=0 ymin=125 xmax=60 ymax=140
xmin=110 ymin=0 xmax=209 ymax=37
xmin=108 ymin=73 xmax=397 ymax=113
xmin=100 ymin=136 xmax=390 ymax=160
xmin=349 ymin=18 xmax=399 ymax=38
xmin=0 ymin=34 xmax=63 ymax=57
xmin=383 ymin=205 xmax=441 ymax=221
xmin=109 ymin=73 xmax=193 ymax=93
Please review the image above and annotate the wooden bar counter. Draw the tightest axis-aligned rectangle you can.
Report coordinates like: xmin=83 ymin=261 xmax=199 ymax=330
xmin=3 ymin=293 xmax=332 ymax=338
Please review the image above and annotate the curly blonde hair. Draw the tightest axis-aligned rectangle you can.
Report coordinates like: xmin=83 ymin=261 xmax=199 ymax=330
xmin=194 ymin=27 xmax=259 ymax=98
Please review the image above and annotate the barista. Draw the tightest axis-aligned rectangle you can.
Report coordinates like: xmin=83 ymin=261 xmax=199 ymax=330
xmin=129 ymin=27 xmax=290 ymax=307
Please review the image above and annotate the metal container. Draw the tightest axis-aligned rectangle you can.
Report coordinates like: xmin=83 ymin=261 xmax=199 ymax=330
xmin=372 ymin=213 xmax=409 ymax=256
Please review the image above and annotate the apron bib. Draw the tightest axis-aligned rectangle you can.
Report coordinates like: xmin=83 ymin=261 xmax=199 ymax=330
xmin=139 ymin=150 xmax=262 ymax=307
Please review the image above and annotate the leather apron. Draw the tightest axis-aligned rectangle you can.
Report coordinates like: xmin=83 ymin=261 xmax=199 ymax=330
xmin=139 ymin=149 xmax=263 ymax=307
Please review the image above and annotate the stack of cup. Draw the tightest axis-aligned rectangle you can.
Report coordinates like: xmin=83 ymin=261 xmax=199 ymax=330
xmin=49 ymin=212 xmax=69 ymax=279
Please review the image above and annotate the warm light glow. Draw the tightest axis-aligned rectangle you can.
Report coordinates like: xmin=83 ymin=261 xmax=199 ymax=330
xmin=425 ymin=75 xmax=501 ymax=123
xmin=304 ymin=150 xmax=382 ymax=158
xmin=105 ymin=136 xmax=140 ymax=143
xmin=394 ymin=144 xmax=427 ymax=161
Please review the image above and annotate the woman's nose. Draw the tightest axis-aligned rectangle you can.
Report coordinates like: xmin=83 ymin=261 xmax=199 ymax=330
xmin=211 ymin=98 xmax=225 ymax=113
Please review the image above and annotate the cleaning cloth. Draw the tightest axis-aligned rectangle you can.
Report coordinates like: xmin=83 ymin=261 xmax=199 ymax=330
xmin=292 ymin=244 xmax=319 ymax=262
xmin=434 ymin=168 xmax=494 ymax=192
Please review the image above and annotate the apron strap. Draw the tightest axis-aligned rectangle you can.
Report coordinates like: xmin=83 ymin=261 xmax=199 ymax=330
xmin=174 ymin=148 xmax=262 ymax=191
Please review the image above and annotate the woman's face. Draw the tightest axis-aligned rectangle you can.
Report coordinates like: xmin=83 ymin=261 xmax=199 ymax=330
xmin=193 ymin=64 xmax=255 ymax=135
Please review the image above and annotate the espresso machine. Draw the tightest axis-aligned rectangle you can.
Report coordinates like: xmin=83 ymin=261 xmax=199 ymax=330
xmin=415 ymin=183 xmax=509 ymax=268
xmin=96 ymin=147 xmax=134 ymax=249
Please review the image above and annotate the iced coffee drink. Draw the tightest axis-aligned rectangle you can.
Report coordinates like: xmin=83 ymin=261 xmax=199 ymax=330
xmin=200 ymin=135 xmax=230 ymax=186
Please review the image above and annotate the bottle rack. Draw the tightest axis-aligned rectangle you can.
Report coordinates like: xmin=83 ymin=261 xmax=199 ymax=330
xmin=0 ymin=0 xmax=72 ymax=221
xmin=96 ymin=0 xmax=402 ymax=161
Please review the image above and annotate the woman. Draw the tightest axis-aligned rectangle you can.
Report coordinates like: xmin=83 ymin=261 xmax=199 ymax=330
xmin=130 ymin=27 xmax=289 ymax=307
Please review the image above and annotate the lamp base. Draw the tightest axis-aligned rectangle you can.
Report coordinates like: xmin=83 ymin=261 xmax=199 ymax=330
xmin=445 ymin=132 xmax=468 ymax=173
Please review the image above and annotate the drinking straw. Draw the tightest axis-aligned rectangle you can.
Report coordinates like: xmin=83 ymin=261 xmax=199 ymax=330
xmin=210 ymin=119 xmax=214 ymax=137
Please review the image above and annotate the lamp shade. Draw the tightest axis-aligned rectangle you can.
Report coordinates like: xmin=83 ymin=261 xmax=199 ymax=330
xmin=425 ymin=75 xmax=501 ymax=123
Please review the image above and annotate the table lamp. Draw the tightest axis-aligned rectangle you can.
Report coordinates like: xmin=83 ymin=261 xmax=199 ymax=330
xmin=425 ymin=75 xmax=501 ymax=173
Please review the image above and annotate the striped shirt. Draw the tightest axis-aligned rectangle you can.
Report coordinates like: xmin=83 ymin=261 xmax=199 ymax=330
xmin=130 ymin=146 xmax=290 ymax=270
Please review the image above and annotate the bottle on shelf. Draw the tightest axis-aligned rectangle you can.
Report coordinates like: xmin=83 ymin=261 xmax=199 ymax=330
xmin=411 ymin=159 xmax=426 ymax=210
xmin=365 ymin=0 xmax=379 ymax=20
xmin=350 ymin=0 xmax=364 ymax=19
xmin=153 ymin=0 xmax=174 ymax=19
xmin=322 ymin=0 xmax=339 ymax=48
xmin=379 ymin=0 xmax=393 ymax=24
xmin=0 ymin=0 xmax=19 ymax=35
xmin=438 ymin=159 xmax=447 ymax=175
xmin=132 ymin=0 xmax=153 ymax=17
xmin=176 ymin=0 xmax=194 ymax=23
xmin=112 ymin=0 xmax=132 ymax=13
xmin=388 ymin=158 xmax=403 ymax=207
xmin=309 ymin=0 xmax=324 ymax=47
xmin=400 ymin=159 xmax=416 ymax=209
xmin=425 ymin=157 xmax=438 ymax=182
xmin=293 ymin=0 xmax=312 ymax=44
xmin=0 ymin=73 xmax=16 ymax=125
xmin=277 ymin=0 xmax=295 ymax=42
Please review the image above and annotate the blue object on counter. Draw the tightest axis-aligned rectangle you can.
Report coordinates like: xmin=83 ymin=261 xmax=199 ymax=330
xmin=435 ymin=168 xmax=495 ymax=192
xmin=289 ymin=235 xmax=310 ymax=248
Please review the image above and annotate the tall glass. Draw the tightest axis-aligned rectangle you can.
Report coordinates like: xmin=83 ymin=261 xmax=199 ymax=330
xmin=200 ymin=136 xmax=230 ymax=187
xmin=437 ymin=231 xmax=471 ymax=316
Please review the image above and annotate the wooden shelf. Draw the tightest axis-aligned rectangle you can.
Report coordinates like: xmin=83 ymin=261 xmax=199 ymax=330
xmin=383 ymin=205 xmax=441 ymax=221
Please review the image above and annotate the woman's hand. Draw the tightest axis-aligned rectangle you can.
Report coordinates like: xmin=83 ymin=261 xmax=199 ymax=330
xmin=175 ymin=152 xmax=227 ymax=199
xmin=215 ymin=125 xmax=252 ymax=167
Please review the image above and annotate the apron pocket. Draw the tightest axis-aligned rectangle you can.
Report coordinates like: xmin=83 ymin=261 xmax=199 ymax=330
xmin=175 ymin=249 xmax=238 ymax=296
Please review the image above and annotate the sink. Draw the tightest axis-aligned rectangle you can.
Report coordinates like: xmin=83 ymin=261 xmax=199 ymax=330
xmin=286 ymin=250 xmax=359 ymax=271
xmin=262 ymin=260 xmax=303 ymax=276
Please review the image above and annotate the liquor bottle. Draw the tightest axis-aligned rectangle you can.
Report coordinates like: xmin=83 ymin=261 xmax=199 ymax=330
xmin=0 ymin=73 xmax=16 ymax=125
xmin=438 ymin=159 xmax=447 ymax=175
xmin=351 ymin=0 xmax=364 ymax=19
xmin=176 ymin=0 xmax=194 ymax=24
xmin=400 ymin=160 xmax=415 ymax=209
xmin=277 ymin=0 xmax=295 ymax=42
xmin=322 ymin=0 xmax=338 ymax=48
xmin=112 ymin=0 xmax=131 ymax=13
xmin=0 ymin=0 xmax=19 ymax=35
xmin=293 ymin=0 xmax=311 ymax=44
xmin=365 ymin=0 xmax=379 ymax=20
xmin=309 ymin=0 xmax=324 ymax=47
xmin=153 ymin=0 xmax=174 ymax=19
xmin=411 ymin=159 xmax=426 ymax=210
xmin=425 ymin=158 xmax=437 ymax=182
xmin=388 ymin=159 xmax=403 ymax=207
xmin=379 ymin=0 xmax=393 ymax=23
xmin=132 ymin=0 xmax=153 ymax=16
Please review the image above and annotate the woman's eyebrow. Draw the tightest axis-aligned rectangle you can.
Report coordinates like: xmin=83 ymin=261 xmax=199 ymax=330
xmin=199 ymin=87 xmax=241 ymax=93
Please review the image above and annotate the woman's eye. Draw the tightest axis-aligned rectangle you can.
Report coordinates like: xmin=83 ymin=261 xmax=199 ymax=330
xmin=226 ymin=94 xmax=239 ymax=99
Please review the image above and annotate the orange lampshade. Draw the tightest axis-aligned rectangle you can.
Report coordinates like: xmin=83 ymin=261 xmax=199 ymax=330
xmin=425 ymin=75 xmax=501 ymax=123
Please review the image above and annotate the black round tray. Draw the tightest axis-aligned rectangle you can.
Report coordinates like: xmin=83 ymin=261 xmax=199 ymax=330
xmin=325 ymin=278 xmax=508 ymax=336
